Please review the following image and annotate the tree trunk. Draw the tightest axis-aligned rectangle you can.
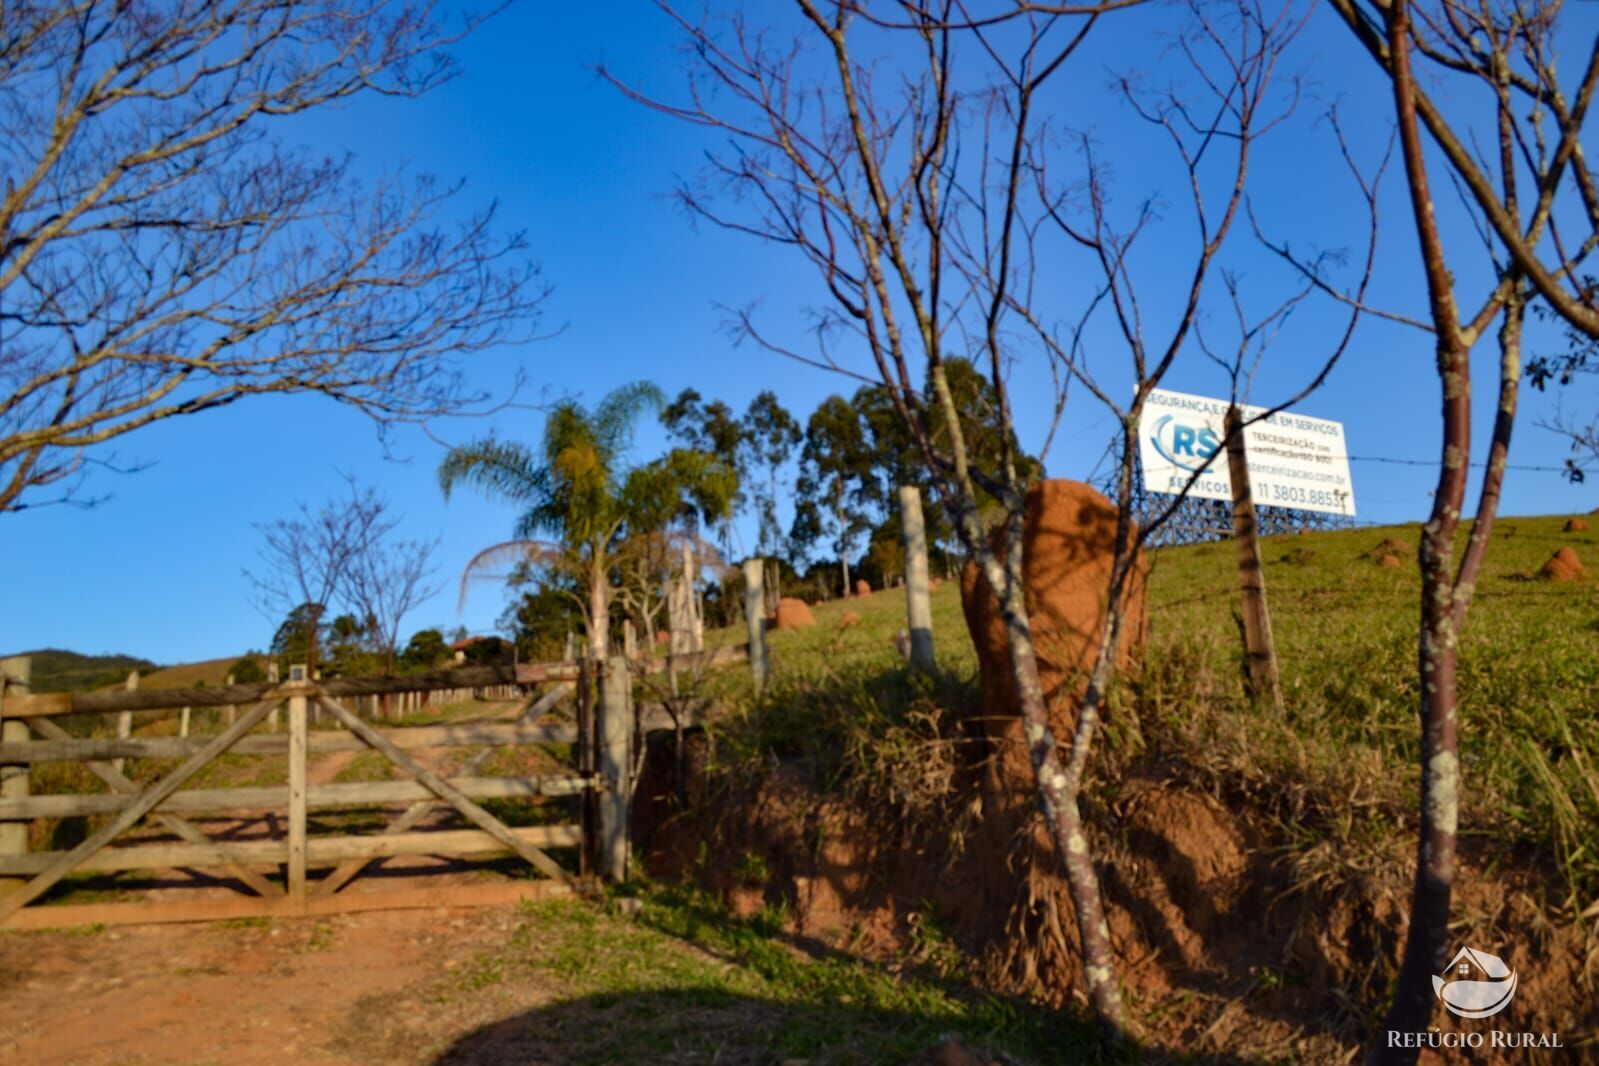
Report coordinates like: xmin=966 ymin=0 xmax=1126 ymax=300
xmin=836 ymin=482 xmax=851 ymax=597
xmin=977 ymin=517 xmax=1129 ymax=1041
xmin=1373 ymin=1 xmax=1479 ymax=1051
xmin=588 ymin=548 xmax=610 ymax=661
xmin=1378 ymin=333 xmax=1471 ymax=1053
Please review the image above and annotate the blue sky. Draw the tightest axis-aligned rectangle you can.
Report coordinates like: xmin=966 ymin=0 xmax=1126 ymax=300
xmin=2 ymin=2 xmax=1594 ymax=665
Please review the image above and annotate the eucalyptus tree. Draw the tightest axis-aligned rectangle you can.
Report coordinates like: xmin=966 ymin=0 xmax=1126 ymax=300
xmin=792 ymin=394 xmax=876 ymax=596
xmin=661 ymin=388 xmax=749 ymax=553
xmin=741 ymin=391 xmax=804 ymax=558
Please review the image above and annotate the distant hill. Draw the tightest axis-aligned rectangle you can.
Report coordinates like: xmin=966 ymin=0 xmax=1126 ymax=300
xmin=133 ymin=656 xmax=267 ymax=690
xmin=2 ymin=648 xmax=160 ymax=693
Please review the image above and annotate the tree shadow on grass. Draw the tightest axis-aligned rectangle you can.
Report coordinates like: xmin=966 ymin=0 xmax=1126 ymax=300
xmin=429 ymin=985 xmax=1099 ymax=1066
xmin=426 ymin=889 xmax=1248 ymax=1066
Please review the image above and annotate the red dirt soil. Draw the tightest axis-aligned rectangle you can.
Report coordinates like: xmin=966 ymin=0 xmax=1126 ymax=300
xmin=641 ymin=757 xmax=1597 ymax=1063
xmin=0 ymin=903 xmax=531 ymax=1065
xmin=1540 ymin=546 xmax=1587 ymax=582
xmin=0 ymin=703 xmax=580 ymax=1064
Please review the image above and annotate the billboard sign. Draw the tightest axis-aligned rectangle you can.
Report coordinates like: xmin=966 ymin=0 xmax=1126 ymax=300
xmin=1137 ymin=388 xmax=1356 ymax=516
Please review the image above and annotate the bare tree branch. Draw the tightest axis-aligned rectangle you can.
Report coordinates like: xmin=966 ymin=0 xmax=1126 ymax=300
xmin=0 ymin=0 xmax=547 ymax=513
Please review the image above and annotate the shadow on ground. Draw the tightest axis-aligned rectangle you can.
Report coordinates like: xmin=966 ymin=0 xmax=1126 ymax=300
xmin=427 ymin=986 xmax=1130 ymax=1066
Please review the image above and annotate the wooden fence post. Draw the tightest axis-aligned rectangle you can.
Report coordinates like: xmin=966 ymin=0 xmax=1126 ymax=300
xmin=742 ymin=558 xmax=770 ymax=691
xmin=598 ymin=656 xmax=632 ymax=883
xmin=898 ymin=485 xmax=936 ymax=672
xmin=1 ymin=656 xmax=32 ymax=891
xmin=224 ymin=673 xmax=237 ymax=728
xmin=287 ymin=667 xmax=309 ymax=908
xmin=1224 ymin=405 xmax=1284 ymax=714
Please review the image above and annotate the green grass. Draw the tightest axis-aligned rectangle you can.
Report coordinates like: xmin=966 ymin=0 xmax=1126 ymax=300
xmin=1137 ymin=514 xmax=1599 ymax=903
xmin=425 ymin=886 xmax=1107 ymax=1065
xmin=695 ymin=513 xmax=1599 ymax=907
xmin=331 ymin=749 xmax=394 ymax=784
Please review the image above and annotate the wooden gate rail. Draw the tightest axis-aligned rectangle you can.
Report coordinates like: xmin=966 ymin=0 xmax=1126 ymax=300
xmin=26 ymin=714 xmax=283 ymax=900
xmin=0 ymin=646 xmax=749 ymax=722
xmin=0 ymin=721 xmax=580 ymax=764
xmin=311 ymin=682 xmax=574 ymax=898
xmin=0 ymin=826 xmax=584 ymax=876
xmin=0 ymin=664 xmax=558 ymax=720
xmin=0 ymin=775 xmax=597 ymax=820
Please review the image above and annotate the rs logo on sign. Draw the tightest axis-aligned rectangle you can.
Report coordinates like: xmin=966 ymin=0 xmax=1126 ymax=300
xmin=1149 ymin=414 xmax=1221 ymax=472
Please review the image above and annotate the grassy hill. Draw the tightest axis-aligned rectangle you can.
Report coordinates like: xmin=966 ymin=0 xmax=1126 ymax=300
xmin=718 ymin=511 xmax=1599 ymax=904
xmin=0 ymin=650 xmax=271 ymax=693
xmin=128 ymin=655 xmax=266 ymax=691
xmin=1 ymin=649 xmax=159 ymax=693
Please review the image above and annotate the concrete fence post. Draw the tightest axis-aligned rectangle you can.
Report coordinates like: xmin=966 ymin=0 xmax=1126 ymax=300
xmin=116 ymin=670 xmax=137 ymax=774
xmin=267 ymin=660 xmax=281 ymax=733
xmin=0 ymin=656 xmax=32 ymax=891
xmin=742 ymin=558 xmax=770 ymax=691
xmin=898 ymin=485 xmax=936 ymax=672
xmin=598 ymin=656 xmax=633 ymax=883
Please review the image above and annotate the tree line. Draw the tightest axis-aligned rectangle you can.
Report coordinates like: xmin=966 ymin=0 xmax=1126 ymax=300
xmin=442 ymin=361 xmax=1034 ymax=662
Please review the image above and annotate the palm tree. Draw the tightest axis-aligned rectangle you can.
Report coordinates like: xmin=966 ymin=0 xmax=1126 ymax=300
xmin=439 ymin=382 xmax=735 ymax=660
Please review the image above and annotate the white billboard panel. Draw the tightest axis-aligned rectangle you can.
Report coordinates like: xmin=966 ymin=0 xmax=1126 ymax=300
xmin=1136 ymin=388 xmax=1356 ymax=516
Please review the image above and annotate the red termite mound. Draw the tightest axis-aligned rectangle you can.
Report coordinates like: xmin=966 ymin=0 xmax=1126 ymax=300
xmin=1541 ymin=546 xmax=1587 ymax=582
xmin=957 ymin=478 xmax=1149 ymax=786
xmin=772 ymin=597 xmax=817 ymax=629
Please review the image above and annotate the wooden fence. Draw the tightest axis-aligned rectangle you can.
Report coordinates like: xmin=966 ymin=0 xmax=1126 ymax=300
xmin=0 ymin=642 xmax=758 ymax=930
xmin=0 ymin=660 xmax=599 ymax=929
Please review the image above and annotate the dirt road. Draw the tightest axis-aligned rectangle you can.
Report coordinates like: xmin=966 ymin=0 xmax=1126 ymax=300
xmin=0 ymin=901 xmax=545 ymax=1065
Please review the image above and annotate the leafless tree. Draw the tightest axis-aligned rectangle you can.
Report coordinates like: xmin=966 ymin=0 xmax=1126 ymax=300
xmin=613 ymin=530 xmax=724 ymax=653
xmin=609 ymin=0 xmax=1367 ymax=1042
xmin=1313 ymin=0 xmax=1596 ymax=1055
xmin=246 ymin=478 xmax=389 ymax=675
xmin=1329 ymin=0 xmax=1599 ymax=340
xmin=0 ymin=0 xmax=545 ymax=514
xmin=346 ymin=530 xmax=441 ymax=675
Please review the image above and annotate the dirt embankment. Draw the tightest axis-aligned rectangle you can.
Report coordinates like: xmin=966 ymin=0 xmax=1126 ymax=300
xmin=636 ymin=483 xmax=1595 ymax=1062
xmin=636 ymin=742 xmax=1594 ymax=1062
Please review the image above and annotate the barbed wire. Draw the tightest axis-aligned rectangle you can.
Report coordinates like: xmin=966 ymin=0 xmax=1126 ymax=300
xmin=1350 ymin=455 xmax=1572 ymax=474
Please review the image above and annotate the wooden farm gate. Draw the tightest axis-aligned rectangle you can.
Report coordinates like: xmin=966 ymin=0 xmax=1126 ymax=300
xmin=0 ymin=661 xmax=606 ymax=929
